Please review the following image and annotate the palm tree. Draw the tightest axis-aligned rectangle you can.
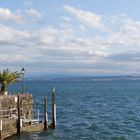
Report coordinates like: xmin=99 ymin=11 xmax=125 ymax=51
xmin=0 ymin=69 xmax=21 ymax=95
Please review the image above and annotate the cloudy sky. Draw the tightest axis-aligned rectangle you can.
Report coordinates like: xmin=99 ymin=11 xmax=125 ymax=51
xmin=0 ymin=0 xmax=140 ymax=76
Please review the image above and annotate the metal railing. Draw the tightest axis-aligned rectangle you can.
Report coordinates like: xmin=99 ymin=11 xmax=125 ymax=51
xmin=0 ymin=108 xmax=17 ymax=118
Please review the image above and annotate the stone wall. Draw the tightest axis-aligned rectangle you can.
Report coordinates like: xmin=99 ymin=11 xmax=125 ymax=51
xmin=0 ymin=94 xmax=33 ymax=140
xmin=0 ymin=94 xmax=33 ymax=119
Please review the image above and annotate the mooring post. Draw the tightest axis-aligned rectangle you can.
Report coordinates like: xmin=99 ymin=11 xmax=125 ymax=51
xmin=44 ymin=96 xmax=48 ymax=130
xmin=37 ymin=110 xmax=40 ymax=123
xmin=17 ymin=94 xmax=21 ymax=134
xmin=0 ymin=101 xmax=2 ymax=139
xmin=52 ymin=88 xmax=56 ymax=128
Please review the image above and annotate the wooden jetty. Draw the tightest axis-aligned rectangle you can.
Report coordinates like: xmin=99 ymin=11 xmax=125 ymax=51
xmin=0 ymin=89 xmax=56 ymax=140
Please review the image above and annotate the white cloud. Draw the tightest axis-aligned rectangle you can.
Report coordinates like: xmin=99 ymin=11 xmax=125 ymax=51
xmin=34 ymin=27 xmax=58 ymax=45
xmin=0 ymin=7 xmax=25 ymax=24
xmin=1 ymin=5 xmax=140 ymax=75
xmin=60 ymin=16 xmax=71 ymax=22
xmin=64 ymin=5 xmax=104 ymax=30
xmin=25 ymin=9 xmax=42 ymax=18
xmin=23 ymin=0 xmax=33 ymax=7
xmin=105 ymin=18 xmax=140 ymax=51
xmin=0 ymin=23 xmax=107 ymax=65
xmin=0 ymin=54 xmax=25 ymax=62
xmin=121 ymin=19 xmax=140 ymax=33
xmin=0 ymin=25 xmax=29 ymax=45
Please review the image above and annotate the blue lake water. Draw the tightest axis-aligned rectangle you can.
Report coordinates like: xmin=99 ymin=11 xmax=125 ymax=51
xmin=7 ymin=77 xmax=140 ymax=140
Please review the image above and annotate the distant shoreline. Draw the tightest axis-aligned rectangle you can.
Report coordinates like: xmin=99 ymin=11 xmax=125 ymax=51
xmin=25 ymin=75 xmax=140 ymax=82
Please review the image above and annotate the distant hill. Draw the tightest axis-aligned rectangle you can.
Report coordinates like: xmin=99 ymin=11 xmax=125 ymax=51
xmin=25 ymin=75 xmax=140 ymax=82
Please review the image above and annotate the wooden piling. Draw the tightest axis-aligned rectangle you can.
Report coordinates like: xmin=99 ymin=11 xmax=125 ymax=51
xmin=44 ymin=96 xmax=48 ymax=130
xmin=52 ymin=88 xmax=56 ymax=128
xmin=17 ymin=95 xmax=21 ymax=134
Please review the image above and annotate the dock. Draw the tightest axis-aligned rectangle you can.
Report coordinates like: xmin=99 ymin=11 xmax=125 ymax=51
xmin=0 ymin=89 xmax=56 ymax=140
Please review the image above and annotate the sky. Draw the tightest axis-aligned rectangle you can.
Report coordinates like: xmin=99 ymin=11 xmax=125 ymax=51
xmin=0 ymin=0 xmax=140 ymax=76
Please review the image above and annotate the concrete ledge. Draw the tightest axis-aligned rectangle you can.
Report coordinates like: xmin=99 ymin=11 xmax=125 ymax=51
xmin=23 ymin=123 xmax=44 ymax=132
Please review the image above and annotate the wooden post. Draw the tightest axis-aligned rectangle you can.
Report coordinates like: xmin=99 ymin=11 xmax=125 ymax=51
xmin=17 ymin=95 xmax=21 ymax=134
xmin=0 ymin=101 xmax=2 ymax=139
xmin=52 ymin=88 xmax=56 ymax=128
xmin=44 ymin=96 xmax=48 ymax=130
xmin=37 ymin=110 xmax=39 ymax=123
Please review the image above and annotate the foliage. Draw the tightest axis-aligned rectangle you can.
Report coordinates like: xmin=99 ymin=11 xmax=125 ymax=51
xmin=0 ymin=69 xmax=21 ymax=94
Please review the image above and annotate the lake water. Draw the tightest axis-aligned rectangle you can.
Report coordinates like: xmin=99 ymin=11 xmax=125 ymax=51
xmin=7 ymin=77 xmax=140 ymax=140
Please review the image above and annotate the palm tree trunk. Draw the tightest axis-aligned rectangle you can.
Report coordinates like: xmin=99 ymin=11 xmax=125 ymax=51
xmin=1 ymin=84 xmax=7 ymax=95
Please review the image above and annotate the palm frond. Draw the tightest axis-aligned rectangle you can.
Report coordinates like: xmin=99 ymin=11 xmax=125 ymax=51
xmin=0 ymin=69 xmax=22 ymax=92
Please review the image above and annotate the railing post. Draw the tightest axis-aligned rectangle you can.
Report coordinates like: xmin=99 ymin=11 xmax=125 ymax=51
xmin=0 ymin=119 xmax=2 ymax=139
xmin=17 ymin=95 xmax=21 ymax=134
xmin=44 ymin=96 xmax=48 ymax=130
xmin=0 ymin=101 xmax=2 ymax=139
xmin=52 ymin=88 xmax=56 ymax=128
xmin=38 ymin=110 xmax=40 ymax=123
